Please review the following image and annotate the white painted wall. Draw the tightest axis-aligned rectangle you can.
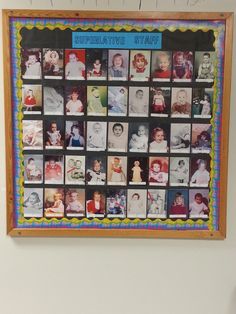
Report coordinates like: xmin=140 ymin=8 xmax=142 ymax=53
xmin=0 ymin=1 xmax=235 ymax=313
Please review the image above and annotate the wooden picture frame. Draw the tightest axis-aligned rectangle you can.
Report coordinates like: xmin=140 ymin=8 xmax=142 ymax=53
xmin=3 ymin=9 xmax=233 ymax=238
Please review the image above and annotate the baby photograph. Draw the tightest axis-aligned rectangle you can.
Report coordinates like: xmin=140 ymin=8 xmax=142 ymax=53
xmin=168 ymin=189 xmax=189 ymax=218
xmin=190 ymin=156 xmax=210 ymax=187
xmin=22 ymin=84 xmax=42 ymax=114
xmin=87 ymin=85 xmax=107 ymax=116
xmin=65 ymin=121 xmax=85 ymax=150
xmin=129 ymin=50 xmax=151 ymax=81
xmin=171 ymin=88 xmax=192 ymax=118
xmin=65 ymin=188 xmax=85 ymax=217
xmin=106 ymin=189 xmax=126 ymax=218
xmin=108 ymin=86 xmax=128 ymax=116
xmin=43 ymin=48 xmax=64 ymax=79
xmin=86 ymin=156 xmax=106 ymax=185
xmin=108 ymin=122 xmax=128 ymax=152
xmin=21 ymin=48 xmax=42 ymax=79
xmin=23 ymin=188 xmax=43 ymax=218
xmin=24 ymin=154 xmax=43 ymax=184
xmin=192 ymin=88 xmax=213 ymax=118
xmin=108 ymin=50 xmax=129 ymax=81
xmin=43 ymin=85 xmax=64 ymax=115
xmin=107 ymin=156 xmax=127 ymax=186
xmin=169 ymin=157 xmax=189 ymax=187
xmin=44 ymin=188 xmax=65 ymax=218
xmin=65 ymin=85 xmax=86 ymax=116
xmin=170 ymin=123 xmax=191 ymax=154
xmin=151 ymin=51 xmax=172 ymax=81
xmin=172 ymin=51 xmax=193 ymax=82
xmin=128 ymin=86 xmax=149 ymax=117
xmin=65 ymin=155 xmax=85 ymax=185
xmin=191 ymin=123 xmax=211 ymax=154
xmin=44 ymin=155 xmax=64 ymax=185
xmin=149 ymin=156 xmax=169 ymax=186
xmin=195 ymin=51 xmax=215 ymax=82
xmin=149 ymin=122 xmax=169 ymax=153
xmin=86 ymin=189 xmax=106 ymax=218
xmin=147 ymin=189 xmax=167 ymax=218
xmin=189 ymin=189 xmax=209 ymax=218
xmin=44 ymin=118 xmax=64 ymax=149
xmin=128 ymin=157 xmax=148 ymax=185
xmin=65 ymin=49 xmax=86 ymax=80
xmin=127 ymin=189 xmax=147 ymax=219
xmin=86 ymin=121 xmax=107 ymax=151
xmin=86 ymin=49 xmax=107 ymax=80
xmin=128 ymin=122 xmax=149 ymax=153
xmin=23 ymin=120 xmax=43 ymax=150
xmin=150 ymin=87 xmax=171 ymax=117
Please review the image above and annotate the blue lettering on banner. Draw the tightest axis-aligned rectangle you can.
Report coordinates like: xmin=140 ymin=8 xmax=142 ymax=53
xmin=72 ymin=32 xmax=162 ymax=49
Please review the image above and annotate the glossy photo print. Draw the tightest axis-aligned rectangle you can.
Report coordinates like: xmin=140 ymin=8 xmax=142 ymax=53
xmin=128 ymin=86 xmax=149 ymax=117
xmin=128 ymin=157 xmax=148 ymax=185
xmin=129 ymin=50 xmax=151 ymax=81
xmin=108 ymin=86 xmax=128 ymax=116
xmin=147 ymin=189 xmax=167 ymax=218
xmin=86 ymin=49 xmax=107 ymax=80
xmin=169 ymin=157 xmax=189 ymax=187
xmin=195 ymin=51 xmax=215 ymax=82
xmin=44 ymin=155 xmax=64 ymax=185
xmin=192 ymin=88 xmax=213 ymax=118
xmin=108 ymin=122 xmax=128 ymax=153
xmin=43 ymin=85 xmax=64 ymax=115
xmin=171 ymin=88 xmax=192 ymax=118
xmin=191 ymin=124 xmax=211 ymax=154
xmin=189 ymin=189 xmax=209 ymax=218
xmin=65 ymin=155 xmax=85 ymax=185
xmin=21 ymin=48 xmax=42 ymax=79
xmin=87 ymin=85 xmax=107 ymax=116
xmin=150 ymin=87 xmax=170 ymax=117
xmin=108 ymin=50 xmax=129 ymax=81
xmin=22 ymin=85 xmax=42 ymax=114
xmin=151 ymin=51 xmax=172 ymax=81
xmin=148 ymin=157 xmax=169 ymax=186
xmin=22 ymin=120 xmax=43 ymax=150
xmin=24 ymin=154 xmax=43 ymax=184
xmin=172 ymin=51 xmax=193 ymax=82
xmin=168 ymin=189 xmax=188 ymax=218
xmin=65 ymin=188 xmax=85 ymax=217
xmin=65 ymin=121 xmax=85 ymax=150
xmin=190 ymin=156 xmax=211 ymax=187
xmin=86 ymin=121 xmax=107 ymax=151
xmin=86 ymin=156 xmax=106 ymax=185
xmin=65 ymin=85 xmax=85 ymax=116
xmin=128 ymin=123 xmax=149 ymax=153
xmin=44 ymin=118 xmax=64 ymax=149
xmin=170 ymin=123 xmax=191 ymax=154
xmin=43 ymin=48 xmax=64 ymax=79
xmin=107 ymin=156 xmax=127 ymax=186
xmin=23 ymin=188 xmax=43 ymax=218
xmin=149 ymin=122 xmax=169 ymax=153
xmin=106 ymin=189 xmax=126 ymax=218
xmin=65 ymin=49 xmax=86 ymax=80
xmin=44 ymin=188 xmax=64 ymax=218
xmin=127 ymin=189 xmax=147 ymax=219
xmin=86 ymin=189 xmax=106 ymax=218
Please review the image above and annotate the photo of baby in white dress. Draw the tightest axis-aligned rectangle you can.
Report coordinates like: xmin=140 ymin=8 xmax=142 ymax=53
xmin=128 ymin=87 xmax=149 ymax=117
xmin=23 ymin=188 xmax=43 ymax=218
xmin=87 ymin=121 xmax=107 ymax=151
xmin=108 ymin=86 xmax=128 ymax=116
xmin=127 ymin=189 xmax=147 ymax=218
xmin=129 ymin=123 xmax=149 ymax=153
xmin=21 ymin=48 xmax=42 ymax=79
xmin=108 ymin=122 xmax=128 ymax=152
xmin=147 ymin=189 xmax=167 ymax=218
xmin=170 ymin=157 xmax=189 ymax=186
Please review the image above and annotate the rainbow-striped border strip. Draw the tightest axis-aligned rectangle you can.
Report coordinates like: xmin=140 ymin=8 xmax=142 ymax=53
xmin=10 ymin=17 xmax=225 ymax=231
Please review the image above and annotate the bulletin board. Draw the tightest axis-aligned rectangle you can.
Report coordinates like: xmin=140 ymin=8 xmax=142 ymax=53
xmin=3 ymin=10 xmax=233 ymax=238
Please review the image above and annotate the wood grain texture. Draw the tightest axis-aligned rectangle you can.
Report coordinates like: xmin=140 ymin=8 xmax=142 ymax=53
xmin=2 ymin=10 xmax=233 ymax=239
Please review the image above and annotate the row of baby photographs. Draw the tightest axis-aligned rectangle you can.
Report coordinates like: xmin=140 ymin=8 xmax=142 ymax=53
xmin=23 ymin=187 xmax=210 ymax=220
xmin=21 ymin=48 xmax=215 ymax=82
xmin=22 ymin=120 xmax=212 ymax=154
xmin=22 ymin=84 xmax=213 ymax=119
xmin=24 ymin=154 xmax=210 ymax=187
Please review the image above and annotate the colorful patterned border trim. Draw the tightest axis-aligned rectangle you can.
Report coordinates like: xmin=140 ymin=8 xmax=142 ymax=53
xmin=10 ymin=17 xmax=225 ymax=231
